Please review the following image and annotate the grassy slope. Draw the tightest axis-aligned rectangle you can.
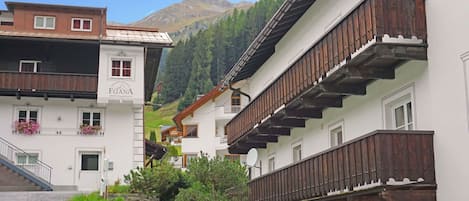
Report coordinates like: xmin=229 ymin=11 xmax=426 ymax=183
xmin=144 ymin=100 xmax=180 ymax=142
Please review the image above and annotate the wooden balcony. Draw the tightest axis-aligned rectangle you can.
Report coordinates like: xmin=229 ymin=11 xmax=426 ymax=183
xmin=0 ymin=71 xmax=97 ymax=99
xmin=227 ymin=0 xmax=427 ymax=153
xmin=249 ymin=130 xmax=436 ymax=201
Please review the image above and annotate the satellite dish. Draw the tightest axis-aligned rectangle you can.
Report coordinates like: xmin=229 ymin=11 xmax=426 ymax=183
xmin=246 ymin=148 xmax=258 ymax=167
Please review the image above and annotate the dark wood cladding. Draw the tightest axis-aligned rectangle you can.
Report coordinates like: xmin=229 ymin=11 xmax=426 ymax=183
xmin=248 ymin=130 xmax=435 ymax=201
xmin=226 ymin=0 xmax=427 ymax=145
xmin=0 ymin=71 xmax=97 ymax=93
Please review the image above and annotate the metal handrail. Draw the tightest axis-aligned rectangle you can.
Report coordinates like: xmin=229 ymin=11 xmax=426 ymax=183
xmin=0 ymin=137 xmax=52 ymax=184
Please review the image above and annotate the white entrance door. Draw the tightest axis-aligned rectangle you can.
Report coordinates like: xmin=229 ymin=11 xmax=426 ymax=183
xmin=77 ymin=151 xmax=101 ymax=191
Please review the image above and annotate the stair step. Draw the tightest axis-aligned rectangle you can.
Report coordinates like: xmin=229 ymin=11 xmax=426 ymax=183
xmin=0 ymin=186 xmax=42 ymax=191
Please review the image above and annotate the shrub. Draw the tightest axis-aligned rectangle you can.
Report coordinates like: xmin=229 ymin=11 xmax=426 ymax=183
xmin=124 ymin=161 xmax=188 ymax=201
xmin=149 ymin=130 xmax=157 ymax=142
xmin=68 ymin=192 xmax=124 ymax=201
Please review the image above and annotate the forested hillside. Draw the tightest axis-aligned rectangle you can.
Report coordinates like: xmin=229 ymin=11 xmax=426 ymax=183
xmin=156 ymin=0 xmax=284 ymax=111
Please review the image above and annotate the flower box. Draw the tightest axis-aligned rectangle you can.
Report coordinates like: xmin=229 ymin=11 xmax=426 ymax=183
xmin=14 ymin=121 xmax=40 ymax=135
xmin=80 ymin=124 xmax=102 ymax=135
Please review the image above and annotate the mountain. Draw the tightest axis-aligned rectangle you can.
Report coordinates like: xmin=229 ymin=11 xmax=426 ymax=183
xmin=131 ymin=0 xmax=253 ymax=34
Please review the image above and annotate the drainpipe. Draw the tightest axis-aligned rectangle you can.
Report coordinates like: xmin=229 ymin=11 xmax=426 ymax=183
xmin=229 ymin=84 xmax=251 ymax=102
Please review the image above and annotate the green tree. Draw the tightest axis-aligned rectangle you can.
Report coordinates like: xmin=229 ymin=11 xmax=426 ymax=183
xmin=149 ymin=130 xmax=157 ymax=142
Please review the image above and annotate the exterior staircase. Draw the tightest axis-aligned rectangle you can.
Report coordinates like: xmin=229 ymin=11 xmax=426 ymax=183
xmin=0 ymin=137 xmax=53 ymax=191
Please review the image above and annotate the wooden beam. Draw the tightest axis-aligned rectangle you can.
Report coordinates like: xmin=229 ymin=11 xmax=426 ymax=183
xmin=301 ymin=96 xmax=343 ymax=108
xmin=228 ymin=145 xmax=250 ymax=155
xmin=318 ymin=83 xmax=367 ymax=96
xmin=254 ymin=127 xmax=291 ymax=136
xmin=280 ymin=108 xmax=323 ymax=119
xmin=238 ymin=142 xmax=267 ymax=149
xmin=246 ymin=135 xmax=279 ymax=143
xmin=345 ymin=67 xmax=395 ymax=80
xmin=268 ymin=118 xmax=306 ymax=128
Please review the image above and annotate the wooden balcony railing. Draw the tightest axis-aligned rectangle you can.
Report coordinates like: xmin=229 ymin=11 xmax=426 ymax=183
xmin=226 ymin=0 xmax=427 ymax=147
xmin=0 ymin=71 xmax=97 ymax=93
xmin=249 ymin=130 xmax=435 ymax=201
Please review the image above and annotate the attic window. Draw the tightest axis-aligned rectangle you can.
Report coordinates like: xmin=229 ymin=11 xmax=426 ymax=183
xmin=34 ymin=16 xmax=55 ymax=30
xmin=72 ymin=18 xmax=92 ymax=32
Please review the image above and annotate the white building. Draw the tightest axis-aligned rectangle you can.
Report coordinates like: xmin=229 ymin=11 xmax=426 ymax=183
xmin=223 ymin=0 xmax=469 ymax=200
xmin=0 ymin=2 xmax=172 ymax=191
xmin=173 ymin=86 xmax=247 ymax=168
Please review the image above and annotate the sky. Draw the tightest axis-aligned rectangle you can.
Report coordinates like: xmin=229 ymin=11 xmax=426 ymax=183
xmin=0 ymin=0 xmax=256 ymax=24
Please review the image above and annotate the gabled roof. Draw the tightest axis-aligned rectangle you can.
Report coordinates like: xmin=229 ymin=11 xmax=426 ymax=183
xmin=222 ymin=0 xmax=316 ymax=86
xmin=173 ymin=85 xmax=226 ymax=130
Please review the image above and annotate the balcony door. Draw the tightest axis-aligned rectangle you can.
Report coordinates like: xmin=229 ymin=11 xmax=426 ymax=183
xmin=76 ymin=151 xmax=102 ymax=191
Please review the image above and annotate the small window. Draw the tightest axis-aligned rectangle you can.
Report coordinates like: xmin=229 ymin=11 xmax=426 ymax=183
xmin=80 ymin=110 xmax=102 ymax=127
xmin=231 ymin=91 xmax=241 ymax=113
xmin=111 ymin=59 xmax=132 ymax=78
xmin=330 ymin=122 xmax=343 ymax=147
xmin=15 ymin=107 xmax=40 ymax=123
xmin=81 ymin=154 xmax=99 ymax=171
xmin=184 ymin=125 xmax=198 ymax=137
xmin=34 ymin=16 xmax=55 ymax=30
xmin=183 ymin=154 xmax=197 ymax=168
xmin=224 ymin=154 xmax=240 ymax=161
xmin=16 ymin=153 xmax=39 ymax=165
xmin=268 ymin=156 xmax=275 ymax=173
xmin=19 ymin=60 xmax=41 ymax=72
xmin=292 ymin=144 xmax=302 ymax=163
xmin=71 ymin=18 xmax=92 ymax=32
xmin=383 ymin=87 xmax=414 ymax=130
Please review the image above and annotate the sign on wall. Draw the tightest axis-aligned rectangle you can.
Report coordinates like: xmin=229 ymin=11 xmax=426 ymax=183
xmin=109 ymin=81 xmax=134 ymax=97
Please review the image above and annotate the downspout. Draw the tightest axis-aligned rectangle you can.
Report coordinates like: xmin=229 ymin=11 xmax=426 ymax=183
xmin=229 ymin=84 xmax=251 ymax=102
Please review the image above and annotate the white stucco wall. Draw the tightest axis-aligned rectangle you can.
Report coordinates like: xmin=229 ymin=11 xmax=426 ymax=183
xmin=181 ymin=90 xmax=239 ymax=158
xmin=0 ymin=97 xmax=136 ymax=189
xmin=97 ymin=45 xmax=145 ymax=105
xmin=240 ymin=0 xmax=469 ymax=200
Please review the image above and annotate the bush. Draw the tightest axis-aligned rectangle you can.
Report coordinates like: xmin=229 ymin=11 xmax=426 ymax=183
xmin=175 ymin=153 xmax=248 ymax=201
xmin=124 ymin=161 xmax=188 ymax=201
xmin=149 ymin=130 xmax=157 ymax=142
xmin=69 ymin=192 xmax=124 ymax=201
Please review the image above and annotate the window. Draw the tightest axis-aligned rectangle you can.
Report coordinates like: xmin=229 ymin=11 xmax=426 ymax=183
xmin=329 ymin=122 xmax=343 ymax=147
xmin=19 ymin=60 xmax=41 ymax=72
xmin=268 ymin=156 xmax=275 ymax=173
xmin=183 ymin=154 xmax=197 ymax=168
xmin=34 ymin=16 xmax=55 ymax=30
xmin=224 ymin=154 xmax=240 ymax=161
xmin=71 ymin=18 xmax=92 ymax=31
xmin=111 ymin=59 xmax=132 ymax=78
xmin=81 ymin=111 xmax=101 ymax=126
xmin=231 ymin=91 xmax=241 ymax=113
xmin=383 ymin=87 xmax=414 ymax=130
xmin=81 ymin=154 xmax=99 ymax=171
xmin=392 ymin=101 xmax=413 ymax=130
xmin=16 ymin=153 xmax=38 ymax=165
xmin=292 ymin=144 xmax=302 ymax=163
xmin=184 ymin=125 xmax=198 ymax=137
xmin=15 ymin=107 xmax=40 ymax=123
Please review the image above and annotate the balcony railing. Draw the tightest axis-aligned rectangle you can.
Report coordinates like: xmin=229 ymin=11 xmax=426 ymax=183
xmin=226 ymin=0 xmax=427 ymax=149
xmin=0 ymin=71 xmax=98 ymax=95
xmin=249 ymin=130 xmax=435 ymax=201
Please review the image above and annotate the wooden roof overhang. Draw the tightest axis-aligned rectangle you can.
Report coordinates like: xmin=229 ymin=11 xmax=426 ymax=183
xmin=222 ymin=0 xmax=316 ymax=85
xmin=226 ymin=0 xmax=427 ymax=154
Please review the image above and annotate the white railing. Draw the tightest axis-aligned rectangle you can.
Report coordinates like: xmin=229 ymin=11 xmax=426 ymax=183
xmin=0 ymin=137 xmax=52 ymax=184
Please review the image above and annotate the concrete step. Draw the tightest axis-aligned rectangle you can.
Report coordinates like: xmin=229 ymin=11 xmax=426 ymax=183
xmin=0 ymin=164 xmax=42 ymax=191
xmin=0 ymin=191 xmax=84 ymax=201
xmin=0 ymin=186 xmax=42 ymax=191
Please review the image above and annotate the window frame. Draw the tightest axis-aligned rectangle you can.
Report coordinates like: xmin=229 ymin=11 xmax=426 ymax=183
xmin=19 ymin=60 xmax=41 ymax=72
xmin=71 ymin=18 xmax=92 ymax=32
xmin=14 ymin=106 xmax=41 ymax=123
xmin=268 ymin=154 xmax=275 ymax=173
xmin=78 ymin=108 xmax=104 ymax=128
xmin=382 ymin=85 xmax=416 ymax=130
xmin=183 ymin=124 xmax=198 ymax=138
xmin=292 ymin=141 xmax=302 ymax=163
xmin=329 ymin=121 xmax=344 ymax=148
xmin=110 ymin=58 xmax=133 ymax=78
xmin=16 ymin=152 xmax=40 ymax=165
xmin=34 ymin=16 xmax=55 ymax=30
